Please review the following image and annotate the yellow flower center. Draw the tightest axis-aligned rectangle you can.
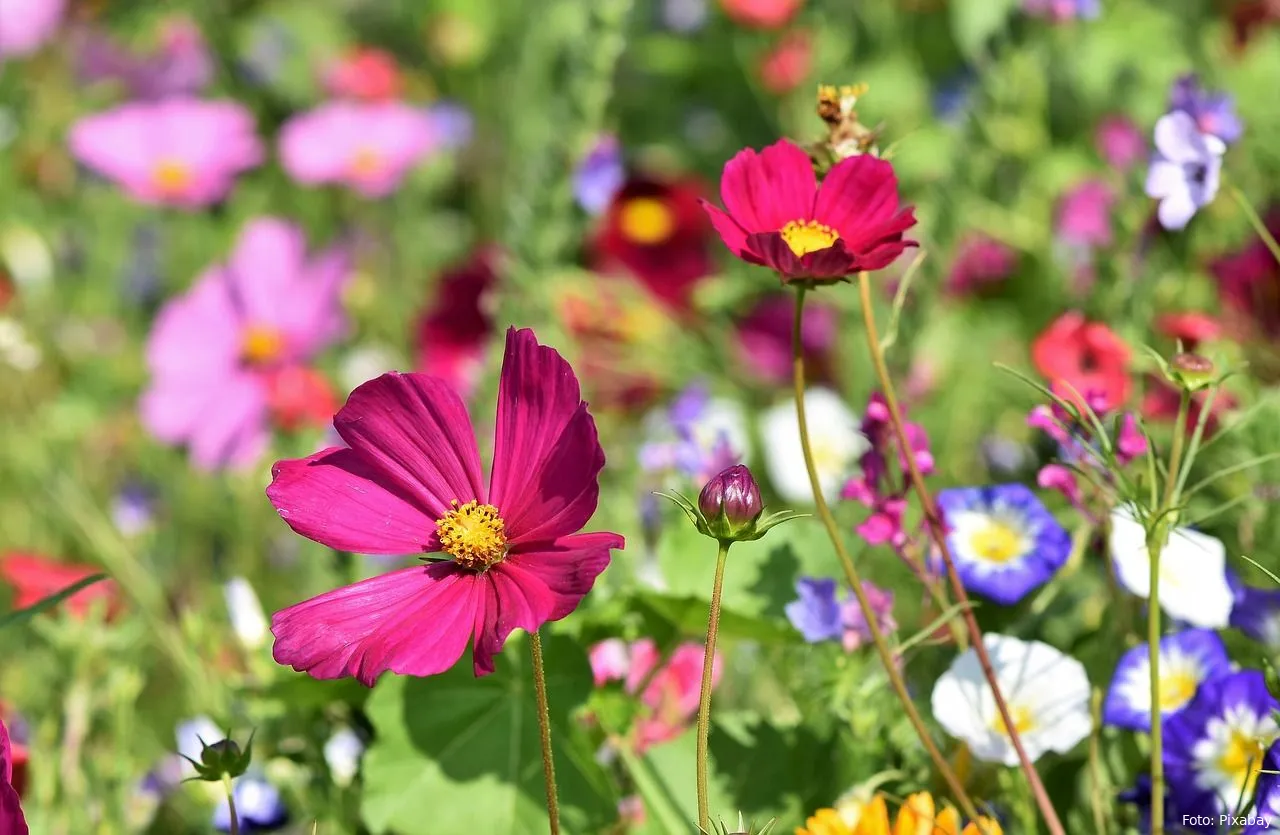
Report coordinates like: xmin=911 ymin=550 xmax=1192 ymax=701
xmin=1157 ymin=669 xmax=1199 ymax=712
xmin=152 ymin=159 xmax=192 ymax=195
xmin=349 ymin=147 xmax=384 ymax=178
xmin=1217 ymin=728 xmax=1266 ymax=791
xmin=780 ymin=219 xmax=840 ymax=257
xmin=967 ymin=521 xmax=1025 ymax=564
xmin=436 ymin=500 xmax=508 ymax=570
xmin=618 ymin=197 xmax=675 ymax=245
xmin=991 ymin=704 xmax=1037 ymax=738
xmin=240 ymin=324 xmax=285 ymax=365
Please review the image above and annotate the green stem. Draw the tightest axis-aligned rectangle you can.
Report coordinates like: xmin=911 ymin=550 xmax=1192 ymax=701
xmin=790 ymin=284 xmax=984 ymax=824
xmin=529 ymin=631 xmax=561 ymax=835
xmin=855 ymin=272 xmax=1064 ymax=835
xmin=1149 ymin=389 xmax=1191 ymax=835
xmin=1230 ymin=186 xmax=1280 ymax=267
xmin=696 ymin=541 xmax=730 ymax=832
xmin=223 ymin=775 xmax=239 ymax=835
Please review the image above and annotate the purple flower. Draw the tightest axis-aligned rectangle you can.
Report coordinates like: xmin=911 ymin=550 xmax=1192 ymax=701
xmin=638 ymin=383 xmax=747 ymax=484
xmin=0 ymin=0 xmax=65 ymax=59
xmin=1102 ymin=629 xmax=1230 ymax=731
xmin=1024 ymin=0 xmax=1100 ymax=21
xmin=573 ymin=135 xmax=625 ymax=216
xmin=784 ymin=577 xmax=842 ymax=643
xmin=839 ymin=582 xmax=895 ymax=651
xmin=1169 ymin=74 xmax=1243 ymax=145
xmin=1057 ymin=179 xmax=1115 ymax=248
xmin=1145 ymin=111 xmax=1225 ymax=231
xmin=425 ymin=101 xmax=473 ymax=149
xmin=1230 ymin=582 xmax=1280 ymax=649
xmin=1095 ymin=115 xmax=1147 ymax=171
xmin=1247 ymin=743 xmax=1280 ymax=834
xmin=76 ymin=17 xmax=213 ymax=99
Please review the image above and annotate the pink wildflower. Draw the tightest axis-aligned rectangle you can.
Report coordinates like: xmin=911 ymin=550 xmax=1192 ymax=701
xmin=141 ymin=218 xmax=351 ymax=470
xmin=590 ymin=638 xmax=721 ymax=751
xmin=1095 ymin=116 xmax=1147 ymax=171
xmin=267 ymin=328 xmax=624 ymax=684
xmin=279 ymin=101 xmax=438 ymax=198
xmin=945 ymin=235 xmax=1017 ymax=296
xmin=734 ymin=294 xmax=837 ymax=386
xmin=1056 ymin=179 xmax=1115 ymax=248
xmin=0 ymin=0 xmax=64 ymax=59
xmin=68 ymin=99 xmax=262 ymax=208
xmin=0 ymin=717 xmax=26 ymax=835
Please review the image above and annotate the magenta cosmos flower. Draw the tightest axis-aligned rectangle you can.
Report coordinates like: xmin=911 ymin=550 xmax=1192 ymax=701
xmin=0 ymin=0 xmax=64 ymax=59
xmin=278 ymin=101 xmax=438 ymax=198
xmin=266 ymin=328 xmax=624 ymax=684
xmin=701 ymin=139 xmax=917 ymax=283
xmin=68 ymin=99 xmax=262 ymax=208
xmin=141 ymin=218 xmax=350 ymax=470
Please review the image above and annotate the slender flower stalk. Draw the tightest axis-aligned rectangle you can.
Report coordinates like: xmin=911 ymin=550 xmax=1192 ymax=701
xmin=790 ymin=284 xmax=984 ymax=825
xmin=1147 ymin=389 xmax=1191 ymax=835
xmin=854 ymin=272 xmax=1065 ymax=835
xmin=222 ymin=775 xmax=240 ymax=835
xmin=696 ymin=542 xmax=731 ymax=831
xmin=529 ymin=632 xmax=561 ymax=835
xmin=1230 ymin=185 xmax=1280 ymax=265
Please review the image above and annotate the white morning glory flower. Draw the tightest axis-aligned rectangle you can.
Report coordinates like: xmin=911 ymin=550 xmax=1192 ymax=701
xmin=931 ymin=633 xmax=1091 ymax=765
xmin=223 ymin=576 xmax=268 ymax=650
xmin=1109 ymin=506 xmax=1233 ymax=629
xmin=762 ymin=387 xmax=868 ymax=505
xmin=1102 ymin=629 xmax=1231 ymax=731
xmin=1145 ymin=110 xmax=1226 ymax=231
xmin=323 ymin=728 xmax=365 ymax=788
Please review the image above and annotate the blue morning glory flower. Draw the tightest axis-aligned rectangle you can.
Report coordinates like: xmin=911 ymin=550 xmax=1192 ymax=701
xmin=784 ymin=578 xmax=843 ymax=643
xmin=1169 ymin=74 xmax=1243 ymax=146
xmin=1164 ymin=671 xmax=1280 ymax=821
xmin=935 ymin=484 xmax=1072 ymax=605
xmin=1245 ymin=743 xmax=1280 ymax=834
xmin=1230 ymin=581 xmax=1280 ymax=650
xmin=1102 ymin=629 xmax=1231 ymax=731
xmin=213 ymin=773 xmax=288 ymax=833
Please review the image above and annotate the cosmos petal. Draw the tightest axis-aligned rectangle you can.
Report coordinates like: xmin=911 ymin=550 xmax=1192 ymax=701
xmin=470 ymin=562 xmax=558 ymax=676
xmin=504 ymin=532 xmax=621 ymax=619
xmin=719 ymin=140 xmax=816 ymax=233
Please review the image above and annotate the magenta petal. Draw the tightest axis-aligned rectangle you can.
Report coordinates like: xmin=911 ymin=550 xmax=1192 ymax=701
xmin=267 ymin=446 xmax=439 ymax=554
xmin=813 ymin=154 xmax=903 ymax=241
xmin=272 ymin=562 xmax=478 ymax=686
xmin=335 ymin=372 xmax=486 ymax=520
xmin=470 ymin=562 xmax=557 ymax=676
xmin=506 ymin=531 xmax=622 ymax=619
xmin=0 ymin=784 xmax=25 ymax=835
xmin=744 ymin=231 xmax=808 ymax=278
xmin=224 ymin=218 xmax=306 ymax=327
xmin=702 ymin=200 xmax=754 ymax=259
xmin=720 ymin=140 xmax=816 ymax=234
xmin=488 ymin=328 xmax=605 ymax=543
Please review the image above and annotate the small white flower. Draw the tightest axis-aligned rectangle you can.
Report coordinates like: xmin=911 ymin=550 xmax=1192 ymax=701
xmin=1109 ymin=506 xmax=1233 ymax=628
xmin=339 ymin=344 xmax=403 ymax=394
xmin=223 ymin=576 xmax=268 ymax=649
xmin=0 ymin=224 xmax=53 ymax=290
xmin=931 ymin=633 xmax=1091 ymax=765
xmin=762 ymin=387 xmax=868 ymax=505
xmin=0 ymin=318 xmax=41 ymax=371
xmin=323 ymin=728 xmax=365 ymax=788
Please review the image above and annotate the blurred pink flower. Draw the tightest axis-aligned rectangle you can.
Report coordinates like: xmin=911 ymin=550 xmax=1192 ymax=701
xmin=719 ymin=0 xmax=803 ymax=29
xmin=589 ymin=637 xmax=722 ymax=752
xmin=279 ymin=101 xmax=438 ymax=198
xmin=0 ymin=0 xmax=64 ymax=59
xmin=758 ymin=30 xmax=812 ymax=94
xmin=68 ymin=99 xmax=262 ymax=208
xmin=1095 ymin=115 xmax=1147 ymax=171
xmin=324 ymin=48 xmax=402 ymax=100
xmin=75 ymin=16 xmax=213 ymax=99
xmin=945 ymin=235 xmax=1017 ymax=295
xmin=734 ymin=294 xmax=836 ymax=386
xmin=1056 ymin=179 xmax=1115 ymax=247
xmin=0 ymin=717 xmax=26 ymax=835
xmin=839 ymin=581 xmax=896 ymax=652
xmin=141 ymin=218 xmax=350 ymax=470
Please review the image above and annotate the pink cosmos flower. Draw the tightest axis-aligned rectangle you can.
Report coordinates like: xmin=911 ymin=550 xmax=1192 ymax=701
xmin=0 ymin=717 xmax=26 ymax=835
xmin=702 ymin=139 xmax=917 ymax=284
xmin=141 ymin=218 xmax=350 ymax=470
xmin=589 ymin=637 xmax=721 ymax=751
xmin=0 ymin=0 xmax=64 ymax=59
xmin=267 ymin=328 xmax=624 ymax=684
xmin=68 ymin=99 xmax=262 ymax=208
xmin=279 ymin=101 xmax=438 ymax=198
xmin=1095 ymin=115 xmax=1147 ymax=171
xmin=1056 ymin=179 xmax=1115 ymax=248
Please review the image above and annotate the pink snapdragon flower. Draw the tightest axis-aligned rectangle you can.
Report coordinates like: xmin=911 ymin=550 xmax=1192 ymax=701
xmin=278 ymin=101 xmax=438 ymax=198
xmin=589 ymin=638 xmax=721 ymax=751
xmin=267 ymin=328 xmax=624 ymax=684
xmin=141 ymin=219 xmax=351 ymax=470
xmin=68 ymin=99 xmax=262 ymax=208
xmin=0 ymin=0 xmax=64 ymax=59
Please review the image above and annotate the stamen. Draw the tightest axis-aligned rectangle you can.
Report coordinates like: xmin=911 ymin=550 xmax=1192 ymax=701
xmin=779 ymin=220 xmax=839 ymax=257
xmin=436 ymin=500 xmax=508 ymax=570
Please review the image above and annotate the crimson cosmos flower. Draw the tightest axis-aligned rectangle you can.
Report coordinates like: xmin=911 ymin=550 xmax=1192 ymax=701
xmin=266 ymin=328 xmax=624 ymax=684
xmin=415 ymin=246 xmax=500 ymax=398
xmin=701 ymin=139 xmax=916 ymax=283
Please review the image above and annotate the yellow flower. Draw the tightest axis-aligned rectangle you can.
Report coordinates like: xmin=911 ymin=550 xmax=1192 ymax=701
xmin=795 ymin=807 xmax=854 ymax=835
xmin=822 ymin=793 xmax=1003 ymax=835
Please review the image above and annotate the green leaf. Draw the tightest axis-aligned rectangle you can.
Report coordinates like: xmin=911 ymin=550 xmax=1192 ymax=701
xmin=0 ymin=573 xmax=107 ymax=630
xmin=949 ymin=0 xmax=1020 ymax=62
xmin=360 ymin=635 xmax=616 ymax=835
xmin=632 ymin=592 xmax=797 ymax=645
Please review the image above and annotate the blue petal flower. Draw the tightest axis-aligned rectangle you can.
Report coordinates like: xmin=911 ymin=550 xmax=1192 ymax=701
xmin=213 ymin=774 xmax=287 ymax=833
xmin=1102 ymin=629 xmax=1231 ymax=731
xmin=1170 ymin=74 xmax=1244 ymax=145
xmin=573 ymin=135 xmax=625 ymax=216
xmin=1230 ymin=582 xmax=1280 ymax=649
xmin=936 ymin=483 xmax=1072 ymax=605
xmin=1246 ymin=742 xmax=1280 ymax=834
xmin=784 ymin=578 xmax=843 ymax=643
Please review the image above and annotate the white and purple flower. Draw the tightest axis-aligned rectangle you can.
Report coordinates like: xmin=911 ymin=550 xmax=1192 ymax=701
xmin=936 ymin=484 xmax=1072 ymax=605
xmin=784 ymin=577 xmax=896 ymax=651
xmin=1169 ymin=74 xmax=1243 ymax=146
xmin=638 ymin=383 xmax=748 ymax=484
xmin=573 ymin=134 xmax=625 ymax=216
xmin=1102 ymin=629 xmax=1231 ymax=731
xmin=1145 ymin=110 xmax=1225 ymax=231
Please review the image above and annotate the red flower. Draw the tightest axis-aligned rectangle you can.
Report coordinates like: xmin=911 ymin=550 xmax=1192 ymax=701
xmin=702 ymin=140 xmax=917 ymax=284
xmin=718 ymin=0 xmax=804 ymax=29
xmin=324 ymin=48 xmax=402 ymax=100
xmin=758 ymin=30 xmax=812 ymax=94
xmin=735 ymin=293 xmax=836 ymax=385
xmin=0 ymin=553 xmax=116 ymax=620
xmin=1155 ymin=311 xmax=1222 ymax=352
xmin=592 ymin=176 xmax=714 ymax=311
xmin=1142 ymin=374 xmax=1236 ymax=437
xmin=1031 ymin=312 xmax=1131 ymax=410
xmin=1210 ymin=207 xmax=1280 ymax=340
xmin=415 ymin=248 xmax=500 ymax=397
xmin=265 ymin=366 xmax=337 ymax=431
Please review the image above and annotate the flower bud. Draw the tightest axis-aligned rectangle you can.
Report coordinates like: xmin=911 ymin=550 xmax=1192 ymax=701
xmin=181 ymin=731 xmax=254 ymax=783
xmin=1264 ymin=657 xmax=1280 ymax=702
xmin=699 ymin=465 xmax=763 ymax=541
xmin=1168 ymin=352 xmax=1215 ymax=392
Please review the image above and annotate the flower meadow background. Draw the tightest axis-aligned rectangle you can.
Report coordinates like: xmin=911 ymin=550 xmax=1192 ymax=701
xmin=4 ymin=0 xmax=1280 ymax=833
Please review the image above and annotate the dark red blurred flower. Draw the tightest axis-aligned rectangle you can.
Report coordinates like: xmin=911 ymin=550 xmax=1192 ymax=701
xmin=718 ymin=0 xmax=804 ymax=28
xmin=758 ymin=30 xmax=812 ymax=94
xmin=415 ymin=248 xmax=500 ymax=397
xmin=1210 ymin=207 xmax=1280 ymax=340
xmin=1142 ymin=374 xmax=1236 ymax=436
xmin=265 ymin=366 xmax=337 ymax=431
xmin=945 ymin=235 xmax=1017 ymax=295
xmin=1031 ymin=312 xmax=1132 ymax=410
xmin=702 ymin=140 xmax=917 ymax=284
xmin=1156 ymin=311 xmax=1222 ymax=352
xmin=592 ymin=176 xmax=715 ymax=311
xmin=735 ymin=293 xmax=836 ymax=385
xmin=0 ymin=553 xmax=117 ymax=620
xmin=1229 ymin=0 xmax=1280 ymax=50
xmin=324 ymin=48 xmax=402 ymax=100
